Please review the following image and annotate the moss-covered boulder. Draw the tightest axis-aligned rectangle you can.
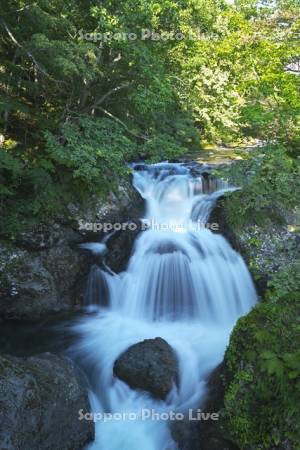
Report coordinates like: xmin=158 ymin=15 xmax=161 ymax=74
xmin=222 ymin=291 xmax=300 ymax=449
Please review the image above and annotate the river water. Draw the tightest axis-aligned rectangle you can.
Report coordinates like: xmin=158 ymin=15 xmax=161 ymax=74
xmin=70 ymin=162 xmax=256 ymax=450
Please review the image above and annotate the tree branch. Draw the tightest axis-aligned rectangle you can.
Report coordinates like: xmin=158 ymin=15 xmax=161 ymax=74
xmin=1 ymin=19 xmax=65 ymax=85
xmin=86 ymin=82 xmax=134 ymax=112
xmin=95 ymin=106 xmax=149 ymax=141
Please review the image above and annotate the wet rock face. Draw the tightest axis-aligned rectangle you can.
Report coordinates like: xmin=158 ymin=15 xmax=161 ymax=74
xmin=209 ymin=197 xmax=300 ymax=296
xmin=208 ymin=199 xmax=242 ymax=254
xmin=0 ymin=226 xmax=88 ymax=321
xmin=105 ymin=219 xmax=143 ymax=272
xmin=69 ymin=179 xmax=144 ymax=238
xmin=113 ymin=337 xmax=178 ymax=400
xmin=233 ymin=224 xmax=300 ymax=294
xmin=196 ymin=365 xmax=240 ymax=450
xmin=0 ymin=179 xmax=144 ymax=320
xmin=171 ymin=364 xmax=239 ymax=450
xmin=0 ymin=353 xmax=94 ymax=450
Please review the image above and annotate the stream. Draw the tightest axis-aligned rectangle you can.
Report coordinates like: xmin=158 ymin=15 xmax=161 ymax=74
xmin=69 ymin=162 xmax=257 ymax=450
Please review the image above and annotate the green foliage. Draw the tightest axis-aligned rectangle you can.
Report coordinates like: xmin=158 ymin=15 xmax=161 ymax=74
xmin=223 ymin=289 xmax=300 ymax=449
xmin=0 ymin=148 xmax=70 ymax=236
xmin=177 ymin=1 xmax=300 ymax=145
xmin=0 ymin=150 xmax=22 ymax=197
xmin=142 ymin=134 xmax=187 ymax=162
xmin=222 ymin=145 xmax=300 ymax=228
xmin=1 ymin=0 xmax=201 ymax=234
xmin=0 ymin=0 xmax=299 ymax=234
xmin=266 ymin=260 xmax=300 ymax=302
xmin=44 ymin=116 xmax=136 ymax=191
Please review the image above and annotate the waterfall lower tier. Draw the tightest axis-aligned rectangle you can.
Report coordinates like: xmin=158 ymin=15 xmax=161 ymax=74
xmin=116 ymin=228 xmax=255 ymax=323
xmin=71 ymin=162 xmax=256 ymax=450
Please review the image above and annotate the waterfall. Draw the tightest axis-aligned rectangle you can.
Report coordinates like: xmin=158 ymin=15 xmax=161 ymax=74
xmin=71 ymin=162 xmax=256 ymax=450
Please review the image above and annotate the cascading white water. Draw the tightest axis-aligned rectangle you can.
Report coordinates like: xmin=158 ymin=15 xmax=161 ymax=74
xmin=71 ymin=162 xmax=256 ymax=450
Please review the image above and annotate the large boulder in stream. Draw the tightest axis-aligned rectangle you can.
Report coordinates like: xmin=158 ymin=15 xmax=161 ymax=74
xmin=0 ymin=352 xmax=94 ymax=450
xmin=113 ymin=337 xmax=178 ymax=400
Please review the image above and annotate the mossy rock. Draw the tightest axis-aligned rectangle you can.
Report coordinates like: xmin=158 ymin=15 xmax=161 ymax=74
xmin=222 ymin=292 xmax=300 ymax=449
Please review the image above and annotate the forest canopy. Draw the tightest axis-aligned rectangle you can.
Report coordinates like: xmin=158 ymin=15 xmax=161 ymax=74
xmin=0 ymin=0 xmax=299 ymax=233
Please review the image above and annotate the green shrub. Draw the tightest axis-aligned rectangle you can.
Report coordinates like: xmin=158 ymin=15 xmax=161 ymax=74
xmin=141 ymin=134 xmax=187 ymax=162
xmin=222 ymin=145 xmax=300 ymax=228
xmin=44 ymin=116 xmax=136 ymax=192
xmin=266 ymin=261 xmax=300 ymax=302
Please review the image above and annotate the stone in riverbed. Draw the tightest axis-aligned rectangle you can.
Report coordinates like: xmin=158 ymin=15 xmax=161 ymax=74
xmin=0 ymin=352 xmax=94 ymax=450
xmin=113 ymin=337 xmax=178 ymax=400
